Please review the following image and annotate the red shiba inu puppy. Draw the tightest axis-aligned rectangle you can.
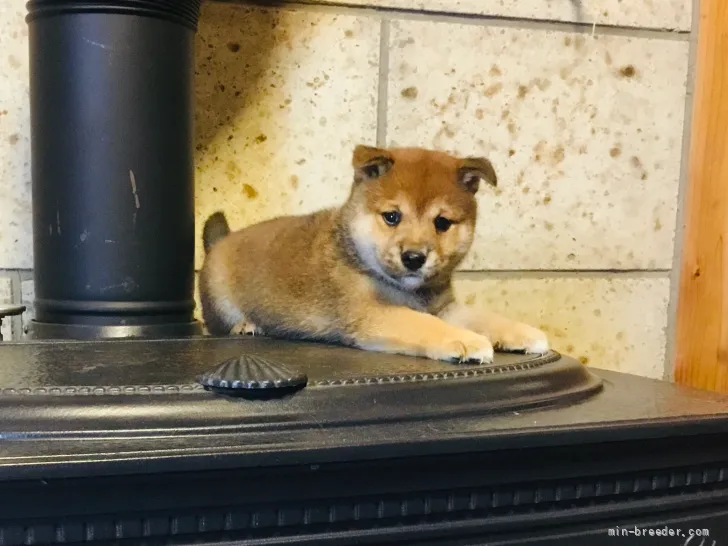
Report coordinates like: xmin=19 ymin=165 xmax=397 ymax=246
xmin=199 ymin=145 xmax=548 ymax=363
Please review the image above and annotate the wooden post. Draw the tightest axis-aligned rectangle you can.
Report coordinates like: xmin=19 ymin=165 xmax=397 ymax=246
xmin=674 ymin=0 xmax=728 ymax=392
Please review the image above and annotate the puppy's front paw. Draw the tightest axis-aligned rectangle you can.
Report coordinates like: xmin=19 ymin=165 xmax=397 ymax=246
xmin=427 ymin=332 xmax=495 ymax=364
xmin=494 ymin=324 xmax=549 ymax=355
xmin=230 ymin=319 xmax=263 ymax=337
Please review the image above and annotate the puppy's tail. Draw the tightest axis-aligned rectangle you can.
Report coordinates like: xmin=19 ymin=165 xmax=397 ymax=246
xmin=203 ymin=211 xmax=231 ymax=254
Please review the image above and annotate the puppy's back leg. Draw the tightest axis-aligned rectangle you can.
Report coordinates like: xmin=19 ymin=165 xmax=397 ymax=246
xmin=199 ymin=273 xmax=248 ymax=335
xmin=353 ymin=305 xmax=494 ymax=363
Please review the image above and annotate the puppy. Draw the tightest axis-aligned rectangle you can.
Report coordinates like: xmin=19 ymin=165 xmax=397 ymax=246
xmin=199 ymin=145 xmax=548 ymax=363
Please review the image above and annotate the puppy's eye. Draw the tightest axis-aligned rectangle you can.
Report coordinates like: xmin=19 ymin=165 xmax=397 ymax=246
xmin=363 ymin=165 xmax=381 ymax=178
xmin=362 ymin=161 xmax=390 ymax=179
xmin=434 ymin=216 xmax=453 ymax=233
xmin=382 ymin=211 xmax=401 ymax=226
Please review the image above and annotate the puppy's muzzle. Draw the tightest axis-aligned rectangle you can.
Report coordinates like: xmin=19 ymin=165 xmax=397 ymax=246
xmin=401 ymin=250 xmax=427 ymax=272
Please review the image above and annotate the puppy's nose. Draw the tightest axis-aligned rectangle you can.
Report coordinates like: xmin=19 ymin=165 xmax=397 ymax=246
xmin=401 ymin=250 xmax=427 ymax=271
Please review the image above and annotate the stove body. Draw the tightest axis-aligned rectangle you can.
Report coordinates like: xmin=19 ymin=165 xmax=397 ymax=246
xmin=0 ymin=338 xmax=726 ymax=545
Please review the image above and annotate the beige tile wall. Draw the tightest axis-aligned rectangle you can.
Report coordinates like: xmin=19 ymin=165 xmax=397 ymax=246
xmin=387 ymin=20 xmax=688 ymax=270
xmin=0 ymin=2 xmax=31 ymax=269
xmin=0 ymin=0 xmax=694 ymax=380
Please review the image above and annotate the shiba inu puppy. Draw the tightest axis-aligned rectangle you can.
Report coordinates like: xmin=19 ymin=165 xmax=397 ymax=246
xmin=199 ymin=145 xmax=548 ymax=363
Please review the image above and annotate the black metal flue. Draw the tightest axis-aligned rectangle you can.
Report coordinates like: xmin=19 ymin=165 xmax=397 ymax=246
xmin=25 ymin=0 xmax=202 ymax=339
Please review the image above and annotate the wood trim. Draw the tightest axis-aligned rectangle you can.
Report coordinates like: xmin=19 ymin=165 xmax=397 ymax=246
xmin=674 ymin=0 xmax=728 ymax=392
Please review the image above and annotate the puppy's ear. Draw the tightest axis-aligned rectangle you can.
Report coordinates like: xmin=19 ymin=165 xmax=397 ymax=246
xmin=352 ymin=145 xmax=394 ymax=183
xmin=457 ymin=157 xmax=497 ymax=193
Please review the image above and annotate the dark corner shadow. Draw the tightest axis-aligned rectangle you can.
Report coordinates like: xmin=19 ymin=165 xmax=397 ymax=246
xmin=193 ymin=0 xmax=290 ymax=161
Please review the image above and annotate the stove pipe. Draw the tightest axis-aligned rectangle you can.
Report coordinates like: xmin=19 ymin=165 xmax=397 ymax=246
xmin=26 ymin=0 xmax=202 ymax=339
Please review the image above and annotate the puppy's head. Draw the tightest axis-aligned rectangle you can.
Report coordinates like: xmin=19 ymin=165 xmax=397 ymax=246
xmin=343 ymin=145 xmax=496 ymax=291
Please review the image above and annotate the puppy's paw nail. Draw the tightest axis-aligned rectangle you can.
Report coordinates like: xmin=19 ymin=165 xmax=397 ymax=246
xmin=496 ymin=326 xmax=549 ymax=355
xmin=525 ymin=336 xmax=549 ymax=354
xmin=435 ymin=335 xmax=493 ymax=365
xmin=522 ymin=328 xmax=549 ymax=354
xmin=466 ymin=345 xmax=494 ymax=364
xmin=230 ymin=320 xmax=262 ymax=337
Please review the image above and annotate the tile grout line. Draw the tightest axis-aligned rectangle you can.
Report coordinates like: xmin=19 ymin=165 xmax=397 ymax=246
xmin=221 ymin=0 xmax=691 ymax=41
xmin=0 ymin=271 xmax=31 ymax=339
xmin=17 ymin=270 xmax=33 ymax=339
xmin=0 ymin=264 xmax=687 ymax=277
xmin=454 ymin=270 xmax=672 ymax=280
xmin=375 ymin=18 xmax=390 ymax=146
xmin=0 ymin=272 xmax=11 ymax=341
xmin=662 ymin=0 xmax=701 ymax=382
xmin=188 ymin=268 xmax=672 ymax=276
xmin=0 ymin=270 xmax=23 ymax=341
xmin=9 ymin=270 xmax=23 ymax=341
xmin=368 ymin=10 xmax=691 ymax=41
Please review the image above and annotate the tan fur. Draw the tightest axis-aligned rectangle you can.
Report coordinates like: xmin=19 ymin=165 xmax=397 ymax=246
xmin=199 ymin=145 xmax=548 ymax=363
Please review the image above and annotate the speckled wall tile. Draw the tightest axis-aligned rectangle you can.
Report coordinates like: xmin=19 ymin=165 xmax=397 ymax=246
xmin=0 ymin=276 xmax=12 ymax=340
xmin=20 ymin=278 xmax=34 ymax=336
xmin=0 ymin=3 xmax=32 ymax=269
xmin=388 ymin=21 xmax=689 ymax=270
xmin=453 ymin=274 xmax=670 ymax=379
xmin=193 ymin=3 xmax=379 ymax=269
xmin=310 ymin=0 xmax=692 ymax=31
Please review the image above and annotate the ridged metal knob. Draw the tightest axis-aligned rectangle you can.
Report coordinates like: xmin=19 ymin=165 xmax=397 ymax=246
xmin=197 ymin=354 xmax=308 ymax=399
